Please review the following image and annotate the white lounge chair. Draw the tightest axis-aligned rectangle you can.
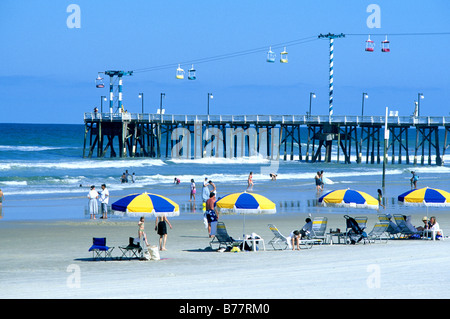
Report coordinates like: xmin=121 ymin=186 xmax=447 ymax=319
xmin=310 ymin=217 xmax=328 ymax=244
xmin=393 ymin=214 xmax=423 ymax=238
xmin=267 ymin=224 xmax=292 ymax=250
xmin=366 ymin=221 xmax=390 ymax=243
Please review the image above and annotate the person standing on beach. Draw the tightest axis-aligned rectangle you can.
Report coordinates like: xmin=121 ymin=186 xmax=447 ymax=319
xmin=319 ymin=170 xmax=325 ymax=190
xmin=138 ymin=217 xmax=150 ymax=246
xmin=87 ymin=185 xmax=99 ymax=219
xmin=155 ymin=215 xmax=172 ymax=251
xmin=377 ymin=189 xmax=385 ymax=209
xmin=205 ymin=192 xmax=218 ymax=237
xmin=190 ymin=179 xmax=196 ymax=201
xmin=202 ymin=177 xmax=209 ymax=201
xmin=315 ymin=172 xmax=322 ymax=193
xmin=0 ymin=188 xmax=4 ymax=204
xmin=410 ymin=171 xmax=418 ymax=189
xmin=99 ymin=184 xmax=109 ymax=219
xmin=208 ymin=180 xmax=217 ymax=197
xmin=247 ymin=172 xmax=254 ymax=191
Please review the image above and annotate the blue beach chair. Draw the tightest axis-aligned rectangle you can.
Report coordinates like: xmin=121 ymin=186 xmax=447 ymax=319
xmin=88 ymin=237 xmax=114 ymax=260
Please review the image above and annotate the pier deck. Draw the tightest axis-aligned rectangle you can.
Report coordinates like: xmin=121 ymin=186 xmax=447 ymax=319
xmin=83 ymin=112 xmax=450 ymax=165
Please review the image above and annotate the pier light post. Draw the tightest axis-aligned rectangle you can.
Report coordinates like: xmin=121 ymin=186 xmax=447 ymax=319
xmin=309 ymin=92 xmax=316 ymax=118
xmin=139 ymin=93 xmax=144 ymax=114
xmin=159 ymin=93 xmax=165 ymax=117
xmin=207 ymin=93 xmax=213 ymax=115
xmin=361 ymin=93 xmax=368 ymax=118
xmin=100 ymin=96 xmax=106 ymax=113
xmin=418 ymin=93 xmax=424 ymax=117
xmin=358 ymin=93 xmax=368 ymax=164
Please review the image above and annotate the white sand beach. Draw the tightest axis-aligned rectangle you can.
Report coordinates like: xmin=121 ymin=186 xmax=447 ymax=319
xmin=0 ymin=211 xmax=449 ymax=299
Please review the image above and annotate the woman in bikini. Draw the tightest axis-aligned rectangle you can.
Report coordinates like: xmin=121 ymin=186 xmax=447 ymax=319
xmin=138 ymin=216 xmax=150 ymax=246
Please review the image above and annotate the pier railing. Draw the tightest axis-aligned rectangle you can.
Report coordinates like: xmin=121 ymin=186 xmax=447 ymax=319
xmin=84 ymin=112 xmax=450 ymax=126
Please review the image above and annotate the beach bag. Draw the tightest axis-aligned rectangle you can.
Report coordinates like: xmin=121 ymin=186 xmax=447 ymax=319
xmin=142 ymin=250 xmax=151 ymax=260
xmin=149 ymin=245 xmax=160 ymax=260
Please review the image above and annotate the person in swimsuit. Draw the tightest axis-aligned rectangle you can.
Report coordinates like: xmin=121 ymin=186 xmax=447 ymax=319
xmin=247 ymin=172 xmax=254 ymax=190
xmin=155 ymin=215 xmax=172 ymax=251
xmin=190 ymin=179 xmax=196 ymax=201
xmin=0 ymin=189 xmax=4 ymax=204
xmin=377 ymin=189 xmax=385 ymax=209
xmin=315 ymin=172 xmax=322 ymax=193
xmin=138 ymin=216 xmax=150 ymax=246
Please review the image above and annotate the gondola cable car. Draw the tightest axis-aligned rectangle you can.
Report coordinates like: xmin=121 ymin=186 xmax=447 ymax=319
xmin=176 ymin=64 xmax=185 ymax=79
xmin=280 ymin=47 xmax=288 ymax=63
xmin=381 ymin=35 xmax=390 ymax=52
xmin=266 ymin=47 xmax=276 ymax=63
xmin=188 ymin=64 xmax=196 ymax=80
xmin=95 ymin=74 xmax=105 ymax=88
xmin=365 ymin=35 xmax=375 ymax=52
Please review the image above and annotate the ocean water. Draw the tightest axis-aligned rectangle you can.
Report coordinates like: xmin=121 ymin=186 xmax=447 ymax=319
xmin=0 ymin=123 xmax=449 ymax=221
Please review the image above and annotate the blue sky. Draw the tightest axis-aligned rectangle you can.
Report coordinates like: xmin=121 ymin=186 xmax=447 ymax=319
xmin=1 ymin=0 xmax=449 ymax=124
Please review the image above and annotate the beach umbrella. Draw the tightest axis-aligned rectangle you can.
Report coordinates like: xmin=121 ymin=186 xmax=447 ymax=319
xmin=318 ymin=188 xmax=379 ymax=210
xmin=398 ymin=187 xmax=450 ymax=207
xmin=111 ymin=192 xmax=180 ymax=217
xmin=215 ymin=192 xmax=276 ymax=235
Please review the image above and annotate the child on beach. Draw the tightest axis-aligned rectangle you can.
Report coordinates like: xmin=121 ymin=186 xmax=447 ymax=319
xmin=190 ymin=179 xmax=196 ymax=201
xmin=155 ymin=215 xmax=172 ymax=251
xmin=138 ymin=217 xmax=150 ymax=246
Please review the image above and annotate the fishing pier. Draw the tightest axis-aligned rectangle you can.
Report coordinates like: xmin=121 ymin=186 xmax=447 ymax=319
xmin=83 ymin=113 xmax=450 ymax=166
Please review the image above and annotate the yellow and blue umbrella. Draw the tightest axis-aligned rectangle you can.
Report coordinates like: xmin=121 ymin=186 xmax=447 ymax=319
xmin=398 ymin=187 xmax=450 ymax=207
xmin=111 ymin=192 xmax=180 ymax=217
xmin=215 ymin=192 xmax=276 ymax=214
xmin=318 ymin=188 xmax=379 ymax=209
xmin=215 ymin=192 xmax=276 ymax=235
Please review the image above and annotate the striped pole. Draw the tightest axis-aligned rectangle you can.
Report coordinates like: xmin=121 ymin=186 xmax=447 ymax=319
xmin=329 ymin=38 xmax=334 ymax=119
xmin=318 ymin=33 xmax=344 ymax=120
xmin=109 ymin=76 xmax=114 ymax=113
xmin=118 ymin=76 xmax=123 ymax=112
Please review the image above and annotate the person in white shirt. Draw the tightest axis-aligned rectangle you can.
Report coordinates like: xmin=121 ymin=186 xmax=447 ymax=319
xmin=88 ymin=185 xmax=99 ymax=219
xmin=99 ymin=184 xmax=109 ymax=219
xmin=429 ymin=216 xmax=442 ymax=239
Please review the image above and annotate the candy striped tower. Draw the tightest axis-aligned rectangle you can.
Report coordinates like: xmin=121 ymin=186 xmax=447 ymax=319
xmin=109 ymin=76 xmax=114 ymax=113
xmin=317 ymin=33 xmax=345 ymax=120
xmin=118 ymin=76 xmax=123 ymax=111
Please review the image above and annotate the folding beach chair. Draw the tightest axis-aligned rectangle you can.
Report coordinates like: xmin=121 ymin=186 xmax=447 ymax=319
xmin=366 ymin=221 xmax=390 ymax=243
xmin=378 ymin=213 xmax=401 ymax=238
xmin=354 ymin=216 xmax=368 ymax=231
xmin=393 ymin=214 xmax=423 ymax=238
xmin=267 ymin=224 xmax=292 ymax=250
xmin=88 ymin=237 xmax=114 ymax=261
xmin=310 ymin=217 xmax=328 ymax=244
xmin=118 ymin=237 xmax=142 ymax=260
xmin=209 ymin=222 xmax=243 ymax=250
